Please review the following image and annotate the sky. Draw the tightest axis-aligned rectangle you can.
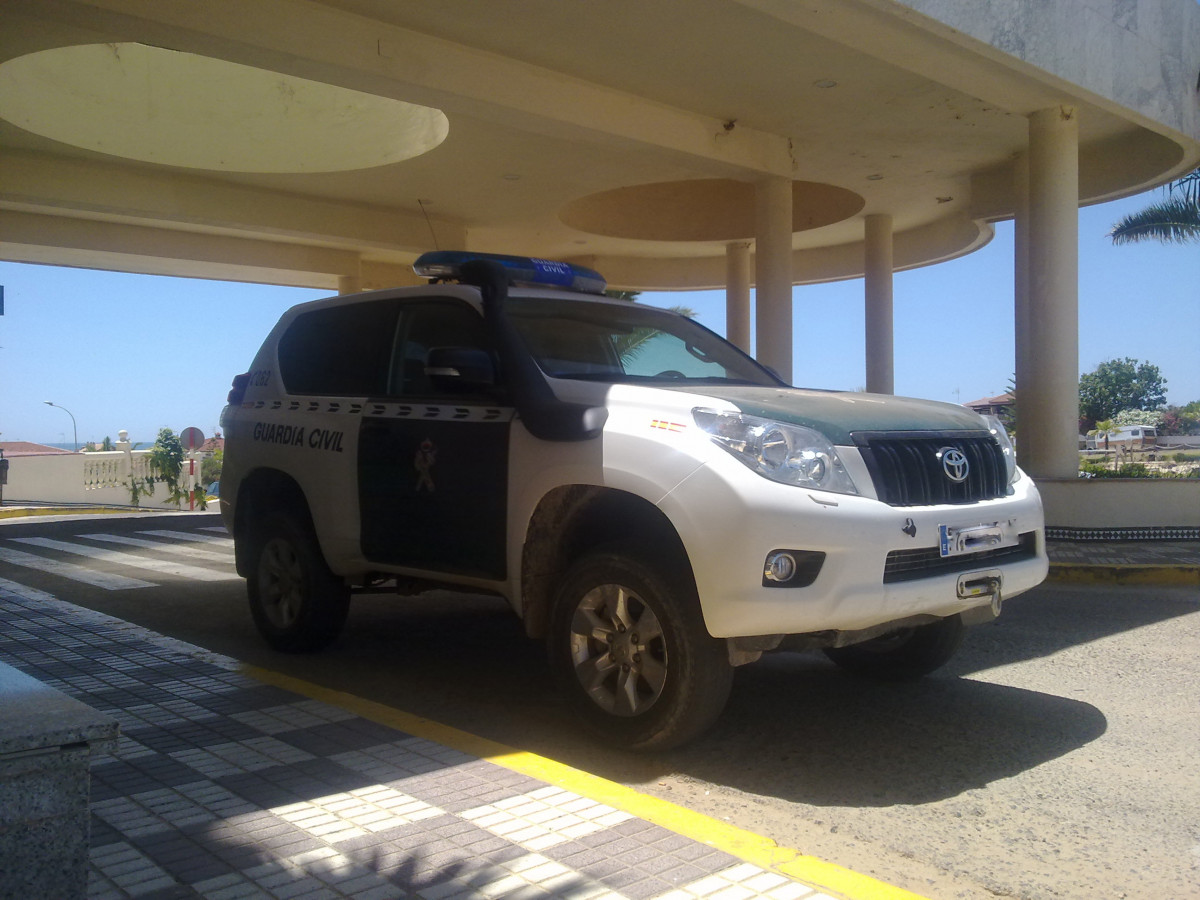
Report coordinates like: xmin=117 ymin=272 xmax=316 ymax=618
xmin=0 ymin=187 xmax=1196 ymax=447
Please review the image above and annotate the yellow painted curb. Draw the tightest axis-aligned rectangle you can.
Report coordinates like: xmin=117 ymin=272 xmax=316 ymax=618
xmin=242 ymin=664 xmax=929 ymax=900
xmin=1047 ymin=564 xmax=1199 ymax=586
xmin=0 ymin=506 xmax=133 ymax=519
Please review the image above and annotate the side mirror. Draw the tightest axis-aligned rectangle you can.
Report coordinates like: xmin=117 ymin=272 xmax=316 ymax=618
xmin=426 ymin=347 xmax=496 ymax=390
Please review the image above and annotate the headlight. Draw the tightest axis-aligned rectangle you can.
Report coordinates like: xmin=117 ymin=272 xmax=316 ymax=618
xmin=693 ymin=408 xmax=858 ymax=495
xmin=985 ymin=415 xmax=1019 ymax=485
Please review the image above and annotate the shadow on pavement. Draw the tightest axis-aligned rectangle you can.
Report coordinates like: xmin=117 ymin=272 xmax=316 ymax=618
xmin=606 ymin=660 xmax=1107 ymax=807
xmin=310 ymin=592 xmax=1114 ymax=809
xmin=26 ymin=555 xmax=1191 ymax=813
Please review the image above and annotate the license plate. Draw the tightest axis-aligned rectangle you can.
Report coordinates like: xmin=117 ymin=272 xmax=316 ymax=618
xmin=939 ymin=519 xmax=1019 ymax=558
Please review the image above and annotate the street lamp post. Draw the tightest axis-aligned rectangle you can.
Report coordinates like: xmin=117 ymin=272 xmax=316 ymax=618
xmin=43 ymin=401 xmax=78 ymax=451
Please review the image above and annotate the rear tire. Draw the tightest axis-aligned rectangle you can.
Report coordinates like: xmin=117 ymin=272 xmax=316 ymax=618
xmin=823 ymin=615 xmax=963 ymax=680
xmin=548 ymin=547 xmax=732 ymax=751
xmin=246 ymin=511 xmax=349 ymax=653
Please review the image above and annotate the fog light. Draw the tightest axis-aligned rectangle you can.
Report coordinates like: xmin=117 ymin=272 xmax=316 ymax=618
xmin=764 ymin=552 xmax=797 ymax=583
xmin=762 ymin=549 xmax=826 ymax=588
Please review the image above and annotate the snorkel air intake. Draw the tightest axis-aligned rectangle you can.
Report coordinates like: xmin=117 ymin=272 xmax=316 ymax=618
xmin=457 ymin=258 xmax=607 ymax=442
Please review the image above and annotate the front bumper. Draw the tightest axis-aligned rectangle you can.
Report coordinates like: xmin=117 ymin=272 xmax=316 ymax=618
xmin=660 ymin=458 xmax=1047 ymax=639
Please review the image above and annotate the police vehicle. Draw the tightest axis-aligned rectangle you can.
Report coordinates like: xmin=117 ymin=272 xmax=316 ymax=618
xmin=220 ymin=251 xmax=1047 ymax=750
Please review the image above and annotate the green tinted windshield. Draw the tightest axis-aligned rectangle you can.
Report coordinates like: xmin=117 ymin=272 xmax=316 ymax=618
xmin=506 ymin=297 xmax=781 ymax=386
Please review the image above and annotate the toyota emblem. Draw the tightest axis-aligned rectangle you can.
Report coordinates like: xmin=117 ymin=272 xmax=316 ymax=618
xmin=938 ymin=447 xmax=969 ymax=483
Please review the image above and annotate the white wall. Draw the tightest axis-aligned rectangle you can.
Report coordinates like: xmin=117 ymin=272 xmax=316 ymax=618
xmin=2 ymin=450 xmax=206 ymax=509
xmin=1037 ymin=477 xmax=1200 ymax=529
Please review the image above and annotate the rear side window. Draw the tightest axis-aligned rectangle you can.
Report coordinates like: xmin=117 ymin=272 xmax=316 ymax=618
xmin=388 ymin=300 xmax=492 ymax=397
xmin=277 ymin=300 xmax=400 ymax=395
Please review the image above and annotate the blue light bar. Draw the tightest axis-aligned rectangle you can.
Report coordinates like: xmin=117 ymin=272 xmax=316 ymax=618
xmin=413 ymin=251 xmax=607 ymax=295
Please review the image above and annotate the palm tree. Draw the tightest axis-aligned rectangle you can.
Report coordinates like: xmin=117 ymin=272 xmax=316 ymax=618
xmin=1087 ymin=419 xmax=1119 ymax=469
xmin=615 ymin=305 xmax=698 ymax=365
xmin=1109 ymin=169 xmax=1200 ymax=245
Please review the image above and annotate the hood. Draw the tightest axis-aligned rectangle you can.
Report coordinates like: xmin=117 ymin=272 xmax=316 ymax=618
xmin=669 ymin=385 xmax=989 ymax=445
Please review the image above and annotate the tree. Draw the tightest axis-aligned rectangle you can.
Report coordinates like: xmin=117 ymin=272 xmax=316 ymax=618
xmin=200 ymin=448 xmax=223 ymax=485
xmin=604 ymin=289 xmax=641 ymax=301
xmin=1109 ymin=169 xmax=1200 ymax=245
xmin=81 ymin=436 xmax=114 ymax=453
xmin=1002 ymin=373 xmax=1017 ymax=433
xmin=148 ymin=427 xmax=186 ymax=507
xmin=1078 ymin=358 xmax=1167 ymax=426
xmin=1159 ymin=409 xmax=1198 ymax=436
xmin=1159 ymin=401 xmax=1200 ymax=436
xmin=1087 ymin=419 xmax=1119 ymax=468
xmin=1112 ymin=408 xmax=1164 ymax=427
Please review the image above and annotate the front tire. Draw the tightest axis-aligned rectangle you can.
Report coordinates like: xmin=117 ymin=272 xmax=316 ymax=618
xmin=548 ymin=548 xmax=732 ymax=751
xmin=823 ymin=615 xmax=964 ymax=680
xmin=246 ymin=511 xmax=350 ymax=653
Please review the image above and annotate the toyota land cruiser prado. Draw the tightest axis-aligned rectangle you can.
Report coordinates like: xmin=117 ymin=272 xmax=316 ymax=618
xmin=220 ymin=251 xmax=1047 ymax=750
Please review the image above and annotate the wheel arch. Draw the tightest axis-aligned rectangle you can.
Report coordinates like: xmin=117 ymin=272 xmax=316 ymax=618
xmin=519 ymin=485 xmax=694 ymax=639
xmin=231 ymin=467 xmax=313 ymax=576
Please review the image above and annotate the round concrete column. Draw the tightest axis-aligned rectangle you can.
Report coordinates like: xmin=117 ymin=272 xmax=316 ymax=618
xmin=754 ymin=177 xmax=793 ymax=383
xmin=1024 ymin=107 xmax=1079 ymax=479
xmin=864 ymin=213 xmax=894 ymax=395
xmin=1011 ymin=153 xmax=1032 ymax=466
xmin=725 ymin=241 xmax=752 ymax=352
xmin=338 ymin=274 xmax=361 ymax=295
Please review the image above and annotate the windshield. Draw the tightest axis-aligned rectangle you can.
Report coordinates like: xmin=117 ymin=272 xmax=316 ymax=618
xmin=506 ymin=297 xmax=782 ymax=386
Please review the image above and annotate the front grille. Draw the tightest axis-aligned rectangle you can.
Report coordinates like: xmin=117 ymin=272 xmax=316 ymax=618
xmin=884 ymin=532 xmax=1037 ymax=583
xmin=855 ymin=431 xmax=1008 ymax=507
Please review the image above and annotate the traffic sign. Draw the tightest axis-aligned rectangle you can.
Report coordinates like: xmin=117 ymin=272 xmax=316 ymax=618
xmin=180 ymin=427 xmax=205 ymax=451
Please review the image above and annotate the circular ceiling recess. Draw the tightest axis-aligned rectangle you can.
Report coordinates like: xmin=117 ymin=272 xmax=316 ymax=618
xmin=0 ymin=43 xmax=449 ymax=173
xmin=560 ymin=178 xmax=865 ymax=241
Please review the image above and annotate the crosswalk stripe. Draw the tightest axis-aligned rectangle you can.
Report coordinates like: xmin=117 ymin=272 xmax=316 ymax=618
xmin=140 ymin=529 xmax=233 ymax=546
xmin=0 ymin=546 xmax=155 ymax=590
xmin=11 ymin=537 xmax=238 ymax=582
xmin=199 ymin=526 xmax=230 ymax=535
xmin=84 ymin=533 xmax=235 ymax=563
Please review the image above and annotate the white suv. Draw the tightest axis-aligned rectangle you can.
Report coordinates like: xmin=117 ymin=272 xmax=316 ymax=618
xmin=220 ymin=251 xmax=1047 ymax=750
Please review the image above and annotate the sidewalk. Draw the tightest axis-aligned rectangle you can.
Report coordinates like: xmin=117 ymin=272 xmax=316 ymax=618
xmin=0 ymin=584 xmax=908 ymax=900
xmin=0 ymin=510 xmax=1194 ymax=900
xmin=1045 ymin=538 xmax=1199 ymax=585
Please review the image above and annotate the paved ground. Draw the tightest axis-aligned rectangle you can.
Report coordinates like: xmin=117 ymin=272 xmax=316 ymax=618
xmin=1 ymin=583 xmax=890 ymax=900
xmin=0 ymin=504 xmax=1195 ymax=900
xmin=1046 ymin=537 xmax=1198 ymax=567
xmin=1044 ymin=537 xmax=1199 ymax=586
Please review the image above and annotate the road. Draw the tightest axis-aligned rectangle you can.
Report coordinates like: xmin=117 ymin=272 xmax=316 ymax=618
xmin=0 ymin=511 xmax=1197 ymax=900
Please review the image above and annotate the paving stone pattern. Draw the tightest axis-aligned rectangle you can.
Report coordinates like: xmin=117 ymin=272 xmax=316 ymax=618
xmin=1045 ymin=539 xmax=1200 ymax=567
xmin=0 ymin=586 xmax=829 ymax=900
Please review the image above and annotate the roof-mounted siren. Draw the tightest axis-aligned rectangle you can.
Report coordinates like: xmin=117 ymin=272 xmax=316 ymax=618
xmin=413 ymin=251 xmax=607 ymax=295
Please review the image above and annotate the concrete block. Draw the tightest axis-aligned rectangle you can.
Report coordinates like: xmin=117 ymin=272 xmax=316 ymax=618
xmin=0 ymin=662 xmax=119 ymax=900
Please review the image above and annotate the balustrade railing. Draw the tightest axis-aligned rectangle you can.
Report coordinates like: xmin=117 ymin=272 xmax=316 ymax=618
xmin=3 ymin=445 xmax=204 ymax=509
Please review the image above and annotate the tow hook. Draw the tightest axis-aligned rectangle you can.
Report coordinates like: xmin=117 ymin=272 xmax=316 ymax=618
xmin=958 ymin=570 xmax=1003 ymax=616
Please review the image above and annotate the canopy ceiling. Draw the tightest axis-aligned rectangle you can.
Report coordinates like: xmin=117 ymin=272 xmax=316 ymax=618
xmin=1 ymin=0 xmax=1197 ymax=290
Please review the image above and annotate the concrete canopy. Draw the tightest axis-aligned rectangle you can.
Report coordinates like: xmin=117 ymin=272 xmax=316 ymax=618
xmin=0 ymin=0 xmax=1198 ymax=292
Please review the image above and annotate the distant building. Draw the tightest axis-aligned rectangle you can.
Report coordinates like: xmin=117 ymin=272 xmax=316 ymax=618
xmin=0 ymin=441 xmax=75 ymax=457
xmin=964 ymin=393 xmax=1014 ymax=419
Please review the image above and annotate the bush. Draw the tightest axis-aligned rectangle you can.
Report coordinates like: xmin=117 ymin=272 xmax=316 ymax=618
xmin=200 ymin=449 xmax=223 ymax=485
xmin=1079 ymin=461 xmax=1199 ymax=479
xmin=148 ymin=428 xmax=186 ymax=506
